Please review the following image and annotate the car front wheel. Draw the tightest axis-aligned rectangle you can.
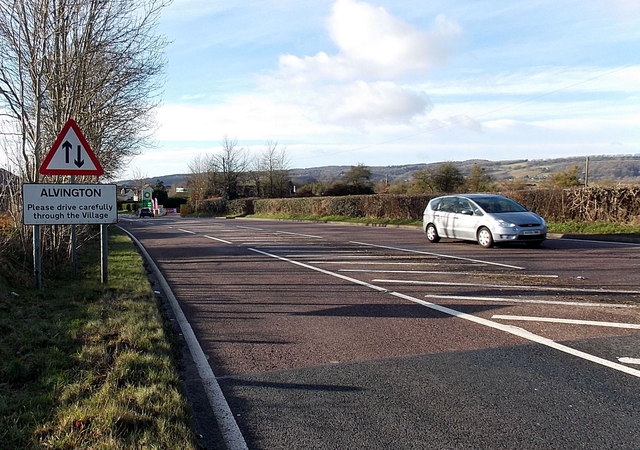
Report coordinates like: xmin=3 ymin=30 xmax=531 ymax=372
xmin=477 ymin=227 xmax=494 ymax=248
xmin=425 ymin=224 xmax=440 ymax=243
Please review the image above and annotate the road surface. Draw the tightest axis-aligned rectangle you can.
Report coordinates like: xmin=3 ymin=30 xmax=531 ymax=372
xmin=118 ymin=216 xmax=640 ymax=449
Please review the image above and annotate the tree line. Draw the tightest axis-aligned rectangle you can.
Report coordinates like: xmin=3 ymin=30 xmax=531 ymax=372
xmin=0 ymin=0 xmax=168 ymax=269
xmin=186 ymin=146 xmax=588 ymax=204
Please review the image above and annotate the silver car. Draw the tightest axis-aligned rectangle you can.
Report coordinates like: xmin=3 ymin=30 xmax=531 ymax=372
xmin=423 ymin=194 xmax=547 ymax=248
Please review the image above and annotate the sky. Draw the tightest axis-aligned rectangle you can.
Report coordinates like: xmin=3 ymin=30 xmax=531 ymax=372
xmin=124 ymin=0 xmax=640 ymax=178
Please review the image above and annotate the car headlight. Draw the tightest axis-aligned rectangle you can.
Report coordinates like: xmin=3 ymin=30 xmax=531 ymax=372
xmin=497 ymin=219 xmax=516 ymax=228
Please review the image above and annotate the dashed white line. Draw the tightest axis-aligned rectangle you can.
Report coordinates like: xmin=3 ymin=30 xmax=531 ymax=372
xmin=374 ymin=279 xmax=640 ymax=295
xmin=274 ymin=230 xmax=324 ymax=239
xmin=425 ymin=294 xmax=635 ymax=308
xmin=204 ymin=235 xmax=233 ymax=244
xmin=177 ymin=228 xmax=196 ymax=234
xmin=341 ymin=269 xmax=558 ymax=278
xmin=618 ymin=357 xmax=640 ymax=365
xmin=311 ymin=261 xmax=442 ymax=265
xmin=492 ymin=315 xmax=640 ymax=329
xmin=351 ymin=241 xmax=525 ymax=269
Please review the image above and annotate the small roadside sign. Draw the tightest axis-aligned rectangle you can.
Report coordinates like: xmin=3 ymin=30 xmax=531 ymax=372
xmin=23 ymin=184 xmax=117 ymax=225
xmin=39 ymin=119 xmax=104 ymax=176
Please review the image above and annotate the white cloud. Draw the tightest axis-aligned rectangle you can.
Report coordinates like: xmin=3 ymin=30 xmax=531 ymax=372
xmin=276 ymin=0 xmax=461 ymax=83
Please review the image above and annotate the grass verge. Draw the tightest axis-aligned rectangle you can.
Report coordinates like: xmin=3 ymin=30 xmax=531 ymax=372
xmin=0 ymin=226 xmax=198 ymax=449
xmin=547 ymin=221 xmax=640 ymax=235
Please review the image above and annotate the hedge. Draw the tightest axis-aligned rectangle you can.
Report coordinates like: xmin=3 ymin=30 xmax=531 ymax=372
xmin=185 ymin=187 xmax=640 ymax=224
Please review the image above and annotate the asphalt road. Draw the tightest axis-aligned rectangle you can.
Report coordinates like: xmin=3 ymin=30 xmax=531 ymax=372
xmin=118 ymin=215 xmax=640 ymax=450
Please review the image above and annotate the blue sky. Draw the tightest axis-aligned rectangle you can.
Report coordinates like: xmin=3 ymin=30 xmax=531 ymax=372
xmin=126 ymin=0 xmax=640 ymax=178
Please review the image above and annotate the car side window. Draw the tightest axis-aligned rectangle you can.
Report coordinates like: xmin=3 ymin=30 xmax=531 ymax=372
xmin=438 ymin=198 xmax=456 ymax=212
xmin=456 ymin=199 xmax=473 ymax=214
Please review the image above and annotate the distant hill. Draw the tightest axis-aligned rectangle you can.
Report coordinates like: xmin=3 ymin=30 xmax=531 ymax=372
xmin=116 ymin=154 xmax=640 ymax=188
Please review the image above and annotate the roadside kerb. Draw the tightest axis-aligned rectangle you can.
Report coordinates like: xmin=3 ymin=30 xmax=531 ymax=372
xmin=117 ymin=225 xmax=248 ymax=450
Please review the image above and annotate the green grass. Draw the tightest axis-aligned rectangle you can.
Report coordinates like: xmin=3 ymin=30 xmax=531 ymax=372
xmin=547 ymin=221 xmax=640 ymax=235
xmin=0 ymin=227 xmax=198 ymax=449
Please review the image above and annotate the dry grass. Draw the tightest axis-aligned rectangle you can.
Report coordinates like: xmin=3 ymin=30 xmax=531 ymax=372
xmin=0 ymin=226 xmax=198 ymax=449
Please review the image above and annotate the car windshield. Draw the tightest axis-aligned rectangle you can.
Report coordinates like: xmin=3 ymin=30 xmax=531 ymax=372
xmin=472 ymin=197 xmax=528 ymax=213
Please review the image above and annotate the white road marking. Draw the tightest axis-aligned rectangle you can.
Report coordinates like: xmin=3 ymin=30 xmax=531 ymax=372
xmin=425 ymin=294 xmax=635 ymax=308
xmin=120 ymin=227 xmax=248 ymax=450
xmin=341 ymin=269 xmax=558 ymax=278
xmin=177 ymin=228 xmax=196 ymax=234
xmin=618 ymin=357 xmax=640 ymax=365
xmin=236 ymin=225 xmax=264 ymax=231
xmin=351 ymin=241 xmax=525 ymax=269
xmin=274 ymin=230 xmax=324 ymax=239
xmin=492 ymin=315 xmax=640 ymax=329
xmin=204 ymin=235 xmax=233 ymax=244
xmin=249 ymin=247 xmax=640 ymax=379
xmin=374 ymin=279 xmax=640 ymax=295
xmin=310 ymin=261 xmax=442 ymax=265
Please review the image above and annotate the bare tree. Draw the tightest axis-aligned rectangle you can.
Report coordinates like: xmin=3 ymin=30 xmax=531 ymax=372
xmin=256 ymin=141 xmax=290 ymax=198
xmin=211 ymin=136 xmax=247 ymax=200
xmin=0 ymin=0 xmax=168 ymax=182
xmin=0 ymin=0 xmax=169 ymax=264
xmin=187 ymin=153 xmax=215 ymax=210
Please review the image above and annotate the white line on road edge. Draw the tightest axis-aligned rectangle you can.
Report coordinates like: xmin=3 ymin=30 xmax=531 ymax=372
xmin=249 ymin=248 xmax=640 ymax=379
xmin=425 ymin=294 xmax=635 ymax=308
xmin=618 ymin=357 xmax=640 ymax=365
xmin=351 ymin=241 xmax=525 ymax=269
xmin=120 ymin=226 xmax=248 ymax=450
xmin=177 ymin=228 xmax=196 ymax=234
xmin=374 ymin=279 xmax=640 ymax=295
xmin=492 ymin=315 xmax=640 ymax=329
xmin=204 ymin=235 xmax=233 ymax=245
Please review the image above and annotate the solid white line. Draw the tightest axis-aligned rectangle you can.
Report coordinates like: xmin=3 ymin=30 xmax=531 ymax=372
xmin=492 ymin=315 xmax=640 ymax=329
xmin=249 ymin=248 xmax=640 ymax=379
xmin=177 ymin=228 xmax=196 ymax=234
xmin=204 ymin=235 xmax=233 ymax=245
xmin=119 ymin=227 xmax=248 ymax=450
xmin=351 ymin=241 xmax=525 ymax=269
xmin=618 ymin=357 xmax=640 ymax=365
xmin=235 ymin=225 xmax=264 ymax=231
xmin=374 ymin=279 xmax=640 ymax=295
xmin=425 ymin=294 xmax=635 ymax=308
xmin=341 ymin=269 xmax=559 ymax=278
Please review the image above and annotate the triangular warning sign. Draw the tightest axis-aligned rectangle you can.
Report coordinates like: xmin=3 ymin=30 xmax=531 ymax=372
xmin=40 ymin=119 xmax=104 ymax=176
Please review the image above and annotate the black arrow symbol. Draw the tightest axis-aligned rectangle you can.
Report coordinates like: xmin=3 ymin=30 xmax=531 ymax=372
xmin=63 ymin=141 xmax=72 ymax=164
xmin=74 ymin=145 xmax=85 ymax=168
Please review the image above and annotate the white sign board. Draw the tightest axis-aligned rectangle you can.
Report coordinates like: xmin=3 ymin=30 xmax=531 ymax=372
xmin=23 ymin=184 xmax=117 ymax=225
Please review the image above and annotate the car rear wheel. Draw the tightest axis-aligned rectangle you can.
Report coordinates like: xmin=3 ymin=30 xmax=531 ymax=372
xmin=477 ymin=227 xmax=494 ymax=248
xmin=425 ymin=224 xmax=440 ymax=243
